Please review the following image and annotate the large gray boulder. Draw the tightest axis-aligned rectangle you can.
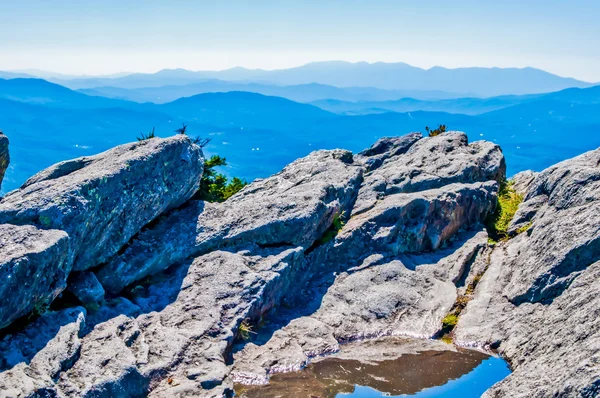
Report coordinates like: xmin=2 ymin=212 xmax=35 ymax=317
xmin=0 ymin=224 xmax=70 ymax=329
xmin=0 ymin=131 xmax=9 ymax=191
xmin=454 ymin=148 xmax=600 ymax=397
xmin=0 ymin=135 xmax=204 ymax=272
xmin=353 ymin=131 xmax=505 ymax=215
xmin=96 ymin=149 xmax=363 ymax=295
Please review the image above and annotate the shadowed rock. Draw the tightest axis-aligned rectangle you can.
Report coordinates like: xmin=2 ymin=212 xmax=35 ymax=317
xmin=0 ymin=307 xmax=85 ymax=397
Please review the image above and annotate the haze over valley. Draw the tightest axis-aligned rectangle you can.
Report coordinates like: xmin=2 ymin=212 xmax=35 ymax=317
xmin=0 ymin=62 xmax=599 ymax=193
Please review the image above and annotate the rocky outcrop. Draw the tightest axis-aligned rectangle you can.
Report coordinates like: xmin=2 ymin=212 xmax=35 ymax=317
xmin=353 ymin=132 xmax=504 ymax=215
xmin=11 ymin=132 xmax=584 ymax=397
xmin=0 ymin=131 xmax=9 ymax=191
xmin=454 ymin=148 xmax=600 ymax=397
xmin=0 ymin=135 xmax=204 ymax=271
xmin=96 ymin=149 xmax=363 ymax=295
xmin=0 ymin=136 xmax=203 ymax=329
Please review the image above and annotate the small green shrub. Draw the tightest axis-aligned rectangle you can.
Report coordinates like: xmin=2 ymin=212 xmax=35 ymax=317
xmin=174 ymin=123 xmax=188 ymax=135
xmin=137 ymin=125 xmax=247 ymax=202
xmin=465 ymin=274 xmax=482 ymax=296
xmin=137 ymin=127 xmax=156 ymax=141
xmin=196 ymin=155 xmax=248 ymax=202
xmin=425 ymin=124 xmax=447 ymax=137
xmin=440 ymin=334 xmax=454 ymax=344
xmin=487 ymin=180 xmax=524 ymax=241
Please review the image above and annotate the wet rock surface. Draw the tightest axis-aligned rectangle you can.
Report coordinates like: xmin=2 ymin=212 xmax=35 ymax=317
xmin=1 ymin=131 xmax=596 ymax=397
xmin=234 ymin=337 xmax=494 ymax=398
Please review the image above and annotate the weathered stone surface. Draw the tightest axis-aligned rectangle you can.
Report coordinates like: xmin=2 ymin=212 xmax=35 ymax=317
xmin=0 ymin=246 xmax=305 ymax=397
xmin=0 ymin=307 xmax=86 ymax=397
xmin=455 ymin=147 xmax=600 ymax=397
xmin=355 ymin=133 xmax=422 ymax=172
xmin=0 ymin=136 xmax=204 ymax=272
xmin=353 ymin=131 xmax=505 ymax=215
xmin=231 ymin=230 xmax=489 ymax=382
xmin=0 ymin=132 xmax=511 ymax=397
xmin=96 ymin=149 xmax=363 ymax=295
xmin=0 ymin=131 xmax=8 ymax=191
xmin=511 ymin=169 xmax=537 ymax=196
xmin=0 ymin=224 xmax=70 ymax=329
xmin=332 ymin=182 xmax=496 ymax=259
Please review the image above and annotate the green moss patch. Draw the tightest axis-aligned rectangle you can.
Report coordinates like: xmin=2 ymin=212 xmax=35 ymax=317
xmin=487 ymin=179 xmax=524 ymax=241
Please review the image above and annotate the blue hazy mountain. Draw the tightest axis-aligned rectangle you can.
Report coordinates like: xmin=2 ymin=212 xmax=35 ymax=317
xmin=79 ymin=82 xmax=464 ymax=104
xmin=309 ymin=95 xmax=541 ymax=115
xmin=35 ymin=61 xmax=593 ymax=96
xmin=1 ymin=78 xmax=599 ymax=194
xmin=313 ymin=85 xmax=600 ymax=115
xmin=0 ymin=78 xmax=145 ymax=109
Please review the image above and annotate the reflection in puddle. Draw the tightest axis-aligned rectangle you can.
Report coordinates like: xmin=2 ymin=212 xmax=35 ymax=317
xmin=235 ymin=349 xmax=510 ymax=398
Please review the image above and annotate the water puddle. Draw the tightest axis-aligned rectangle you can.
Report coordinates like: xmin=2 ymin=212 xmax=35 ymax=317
xmin=235 ymin=344 xmax=510 ymax=398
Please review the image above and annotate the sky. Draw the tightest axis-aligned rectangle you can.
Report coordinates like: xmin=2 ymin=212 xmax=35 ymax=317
xmin=1 ymin=0 xmax=599 ymax=82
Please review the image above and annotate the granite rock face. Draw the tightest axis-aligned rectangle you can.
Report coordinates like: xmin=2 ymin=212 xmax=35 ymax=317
xmin=454 ymin=148 xmax=600 ymax=397
xmin=96 ymin=149 xmax=363 ymax=295
xmin=0 ymin=135 xmax=204 ymax=271
xmin=511 ymin=169 xmax=537 ymax=196
xmin=11 ymin=130 xmax=588 ymax=398
xmin=0 ymin=136 xmax=203 ymax=330
xmin=0 ymin=131 xmax=9 ymax=191
xmin=0 ymin=224 xmax=70 ymax=328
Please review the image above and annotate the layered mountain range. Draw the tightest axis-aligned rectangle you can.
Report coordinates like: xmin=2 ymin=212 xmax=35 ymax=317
xmin=0 ymin=75 xmax=599 ymax=196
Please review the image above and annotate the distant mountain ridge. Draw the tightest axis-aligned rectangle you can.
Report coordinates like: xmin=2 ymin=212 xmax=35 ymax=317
xmin=1 ymin=77 xmax=600 ymax=194
xmin=78 ymin=81 xmax=465 ymax=104
xmin=6 ymin=61 xmax=591 ymax=97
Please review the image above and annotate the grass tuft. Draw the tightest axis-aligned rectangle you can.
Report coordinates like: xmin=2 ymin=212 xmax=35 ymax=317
xmin=317 ymin=211 xmax=346 ymax=245
xmin=487 ymin=179 xmax=523 ymax=241
xmin=442 ymin=313 xmax=459 ymax=329
xmin=238 ymin=319 xmax=256 ymax=341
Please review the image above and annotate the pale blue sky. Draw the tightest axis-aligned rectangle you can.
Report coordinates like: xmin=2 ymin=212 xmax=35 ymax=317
xmin=1 ymin=0 xmax=598 ymax=81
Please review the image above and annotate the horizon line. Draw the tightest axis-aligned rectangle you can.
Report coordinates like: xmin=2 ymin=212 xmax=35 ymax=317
xmin=5 ymin=60 xmax=595 ymax=83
